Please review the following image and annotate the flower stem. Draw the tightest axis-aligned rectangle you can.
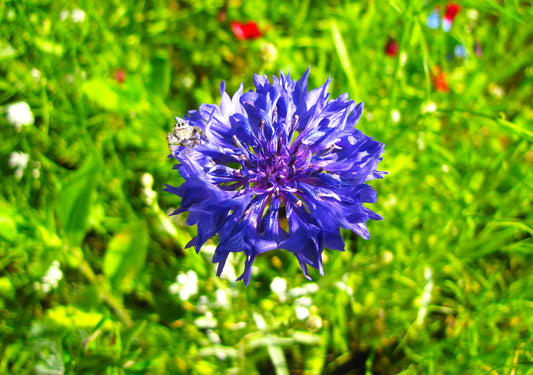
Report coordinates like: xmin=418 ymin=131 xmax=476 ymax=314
xmin=77 ymin=256 xmax=133 ymax=327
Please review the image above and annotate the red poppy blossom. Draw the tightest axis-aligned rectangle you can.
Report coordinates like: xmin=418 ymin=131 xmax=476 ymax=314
xmin=444 ymin=4 xmax=460 ymax=21
xmin=385 ymin=38 xmax=398 ymax=57
xmin=231 ymin=21 xmax=262 ymax=40
xmin=432 ymin=67 xmax=450 ymax=93
xmin=115 ymin=69 xmax=126 ymax=84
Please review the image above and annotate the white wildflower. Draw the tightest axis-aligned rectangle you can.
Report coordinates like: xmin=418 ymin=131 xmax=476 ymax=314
xmin=40 ymin=261 xmax=63 ymax=293
xmin=489 ymin=84 xmax=504 ymax=99
xmin=214 ymin=288 xmax=230 ymax=309
xmin=194 ymin=311 xmax=217 ymax=329
xmin=31 ymin=69 xmax=42 ymax=82
xmin=6 ymin=102 xmax=34 ymax=130
xmin=270 ymin=277 xmax=287 ymax=295
xmin=295 ymin=306 xmax=310 ymax=320
xmin=9 ymin=152 xmax=30 ymax=180
xmin=421 ymin=101 xmax=437 ymax=114
xmin=288 ymin=282 xmax=318 ymax=297
xmin=295 ymin=296 xmax=312 ymax=307
xmin=181 ymin=76 xmax=193 ymax=89
xmin=391 ymin=110 xmax=401 ymax=124
xmin=59 ymin=10 xmax=70 ymax=21
xmin=206 ymin=329 xmax=221 ymax=345
xmin=169 ymin=270 xmax=198 ymax=301
xmin=68 ymin=8 xmax=86 ymax=23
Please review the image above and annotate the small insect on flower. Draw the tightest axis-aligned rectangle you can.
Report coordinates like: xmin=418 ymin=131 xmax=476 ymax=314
xmin=167 ymin=119 xmax=208 ymax=154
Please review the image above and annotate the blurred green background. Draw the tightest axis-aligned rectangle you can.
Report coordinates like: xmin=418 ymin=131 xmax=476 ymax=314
xmin=1 ymin=0 xmax=532 ymax=374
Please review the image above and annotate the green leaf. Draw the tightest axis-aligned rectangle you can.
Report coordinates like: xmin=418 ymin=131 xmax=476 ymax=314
xmin=148 ymin=51 xmax=171 ymax=98
xmin=103 ymin=220 xmax=149 ymax=294
xmin=56 ymin=155 xmax=99 ymax=246
xmin=82 ymin=79 xmax=121 ymax=112
xmin=330 ymin=21 xmax=359 ymax=99
xmin=45 ymin=305 xmax=112 ymax=329
xmin=0 ymin=211 xmax=17 ymax=242
xmin=304 ymin=329 xmax=329 ymax=375
xmin=0 ymin=40 xmax=18 ymax=60
xmin=34 ymin=37 xmax=64 ymax=56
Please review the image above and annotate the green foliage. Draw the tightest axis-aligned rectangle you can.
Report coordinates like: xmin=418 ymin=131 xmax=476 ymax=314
xmin=104 ymin=220 xmax=149 ymax=293
xmin=1 ymin=0 xmax=533 ymax=374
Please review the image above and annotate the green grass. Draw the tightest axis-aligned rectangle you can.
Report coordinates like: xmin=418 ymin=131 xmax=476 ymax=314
xmin=1 ymin=0 xmax=533 ymax=374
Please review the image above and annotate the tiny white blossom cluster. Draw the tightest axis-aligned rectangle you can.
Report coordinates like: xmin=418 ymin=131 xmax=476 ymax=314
xmin=9 ymin=152 xmax=30 ymax=180
xmin=60 ymin=8 xmax=86 ymax=23
xmin=35 ymin=261 xmax=63 ymax=293
xmin=9 ymin=152 xmax=41 ymax=180
xmin=6 ymin=101 xmax=34 ymax=131
xmin=169 ymin=270 xmax=198 ymax=301
xmin=270 ymin=277 xmax=322 ymax=326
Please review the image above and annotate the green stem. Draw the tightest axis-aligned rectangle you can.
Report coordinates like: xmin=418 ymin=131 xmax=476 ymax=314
xmin=78 ymin=256 xmax=133 ymax=327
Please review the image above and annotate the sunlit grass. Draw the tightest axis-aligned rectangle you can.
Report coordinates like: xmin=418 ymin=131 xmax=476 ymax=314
xmin=1 ymin=0 xmax=532 ymax=374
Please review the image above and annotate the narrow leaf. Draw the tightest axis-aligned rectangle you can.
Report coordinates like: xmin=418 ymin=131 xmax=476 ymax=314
xmin=56 ymin=155 xmax=99 ymax=246
xmin=103 ymin=220 xmax=149 ymax=294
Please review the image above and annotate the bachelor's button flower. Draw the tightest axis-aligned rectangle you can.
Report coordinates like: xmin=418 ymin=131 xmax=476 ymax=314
xmin=427 ymin=4 xmax=460 ymax=32
xmin=454 ymin=44 xmax=467 ymax=59
xmin=165 ymin=69 xmax=385 ymax=285
xmin=442 ymin=18 xmax=453 ymax=32
xmin=427 ymin=9 xmax=440 ymax=29
xmin=443 ymin=4 xmax=460 ymax=32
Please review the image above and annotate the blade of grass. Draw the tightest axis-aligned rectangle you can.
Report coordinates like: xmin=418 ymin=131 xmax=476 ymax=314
xmin=330 ymin=21 xmax=358 ymax=99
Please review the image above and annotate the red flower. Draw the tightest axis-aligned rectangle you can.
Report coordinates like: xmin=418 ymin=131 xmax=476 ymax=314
xmin=384 ymin=38 xmax=398 ymax=57
xmin=115 ymin=69 xmax=126 ymax=84
xmin=231 ymin=21 xmax=262 ymax=40
xmin=432 ymin=66 xmax=449 ymax=93
xmin=444 ymin=4 xmax=460 ymax=21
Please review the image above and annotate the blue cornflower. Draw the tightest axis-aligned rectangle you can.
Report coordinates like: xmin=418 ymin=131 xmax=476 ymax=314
xmin=427 ymin=9 xmax=440 ymax=29
xmin=454 ymin=44 xmax=467 ymax=59
xmin=165 ymin=69 xmax=385 ymax=285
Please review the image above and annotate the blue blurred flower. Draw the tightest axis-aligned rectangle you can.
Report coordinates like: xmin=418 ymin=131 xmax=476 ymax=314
xmin=427 ymin=9 xmax=440 ymax=29
xmin=165 ymin=69 xmax=385 ymax=285
xmin=454 ymin=44 xmax=467 ymax=58
xmin=442 ymin=18 xmax=452 ymax=32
